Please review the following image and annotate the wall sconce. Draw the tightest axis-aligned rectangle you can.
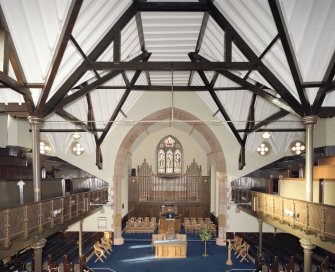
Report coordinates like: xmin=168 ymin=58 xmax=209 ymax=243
xmin=40 ymin=140 xmax=51 ymax=154
xmin=257 ymin=142 xmax=270 ymax=156
xmin=291 ymin=140 xmax=305 ymax=155
xmin=71 ymin=132 xmax=84 ymax=156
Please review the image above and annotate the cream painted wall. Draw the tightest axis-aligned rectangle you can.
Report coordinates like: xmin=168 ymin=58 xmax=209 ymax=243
xmin=322 ymin=181 xmax=335 ymax=206
xmin=131 ymin=127 xmax=208 ymax=174
xmin=315 ymin=118 xmax=335 ymax=148
xmin=0 ymin=114 xmax=7 ymax=147
xmin=226 ymin=204 xmax=276 ymax=233
xmin=3 ymin=115 xmax=32 ymax=148
xmin=67 ymin=206 xmax=114 ymax=232
xmin=279 ymin=178 xmax=320 ymax=202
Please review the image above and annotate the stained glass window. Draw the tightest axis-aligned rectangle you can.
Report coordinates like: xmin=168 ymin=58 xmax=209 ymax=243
xmin=157 ymin=135 xmax=182 ymax=175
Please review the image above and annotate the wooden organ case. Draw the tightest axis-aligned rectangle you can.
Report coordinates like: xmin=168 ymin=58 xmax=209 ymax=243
xmin=128 ymin=159 xmax=210 ymax=220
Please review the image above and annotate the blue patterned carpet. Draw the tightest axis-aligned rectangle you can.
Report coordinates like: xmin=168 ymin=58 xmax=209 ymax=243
xmin=86 ymin=232 xmax=256 ymax=272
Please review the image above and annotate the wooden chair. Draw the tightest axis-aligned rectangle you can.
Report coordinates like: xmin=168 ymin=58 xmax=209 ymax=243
xmin=236 ymin=241 xmax=250 ymax=262
xmin=100 ymin=238 xmax=112 ymax=254
xmin=93 ymin=242 xmax=107 ymax=263
xmin=232 ymin=236 xmax=243 ymax=253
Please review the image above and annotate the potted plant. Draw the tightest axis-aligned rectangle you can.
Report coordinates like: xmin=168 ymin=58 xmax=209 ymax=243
xmin=199 ymin=226 xmax=212 ymax=256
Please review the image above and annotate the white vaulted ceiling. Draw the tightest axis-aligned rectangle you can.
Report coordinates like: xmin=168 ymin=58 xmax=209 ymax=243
xmin=0 ymin=0 xmax=334 ymax=169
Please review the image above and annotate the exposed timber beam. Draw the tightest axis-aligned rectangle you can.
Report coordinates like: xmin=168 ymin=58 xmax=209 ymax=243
xmin=243 ymin=34 xmax=279 ymax=80
xmin=97 ymin=53 xmax=151 ymax=145
xmin=268 ymin=0 xmax=309 ymax=113
xmin=0 ymin=6 xmax=35 ymax=114
xmin=43 ymin=2 xmax=137 ymax=117
xmin=188 ymin=12 xmax=209 ymax=86
xmin=135 ymin=12 xmax=151 ymax=85
xmin=239 ymin=94 xmax=257 ymax=170
xmin=191 ymin=52 xmax=296 ymax=115
xmin=0 ymin=72 xmax=31 ymax=96
xmin=247 ymin=110 xmax=289 ymax=134
xmin=56 ymin=109 xmax=98 ymax=136
xmin=37 ymin=0 xmax=83 ymax=115
xmin=87 ymin=61 xmax=259 ymax=71
xmin=207 ymin=1 xmax=303 ymax=116
xmin=312 ymin=50 xmax=335 ymax=114
xmin=51 ymin=52 xmax=150 ymax=114
xmin=134 ymin=0 xmax=209 ymax=12
xmin=189 ymin=53 xmax=243 ymax=146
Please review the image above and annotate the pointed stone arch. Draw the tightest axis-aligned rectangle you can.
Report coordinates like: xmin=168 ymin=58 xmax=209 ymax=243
xmin=113 ymin=108 xmax=228 ymax=245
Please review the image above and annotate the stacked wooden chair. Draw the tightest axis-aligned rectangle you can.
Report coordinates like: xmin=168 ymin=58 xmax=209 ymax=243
xmin=93 ymin=235 xmax=113 ymax=263
xmin=232 ymin=235 xmax=250 ymax=263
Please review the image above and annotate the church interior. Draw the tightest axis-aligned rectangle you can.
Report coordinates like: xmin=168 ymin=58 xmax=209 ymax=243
xmin=0 ymin=0 xmax=335 ymax=271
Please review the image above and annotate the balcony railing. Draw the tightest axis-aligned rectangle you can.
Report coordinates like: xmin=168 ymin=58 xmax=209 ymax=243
xmin=231 ymin=188 xmax=335 ymax=242
xmin=0 ymin=188 xmax=108 ymax=249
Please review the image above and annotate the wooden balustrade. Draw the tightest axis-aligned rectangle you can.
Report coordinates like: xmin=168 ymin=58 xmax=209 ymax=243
xmin=231 ymin=188 xmax=335 ymax=242
xmin=0 ymin=188 xmax=108 ymax=249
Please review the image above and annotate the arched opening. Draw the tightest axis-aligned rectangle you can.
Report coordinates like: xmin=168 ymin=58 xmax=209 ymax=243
xmin=113 ymin=108 xmax=227 ymax=245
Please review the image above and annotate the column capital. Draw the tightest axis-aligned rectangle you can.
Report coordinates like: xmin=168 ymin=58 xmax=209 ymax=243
xmin=302 ymin=115 xmax=318 ymax=127
xmin=31 ymin=238 xmax=47 ymax=250
xmin=27 ymin=115 xmax=44 ymax=125
xmin=300 ymin=238 xmax=316 ymax=251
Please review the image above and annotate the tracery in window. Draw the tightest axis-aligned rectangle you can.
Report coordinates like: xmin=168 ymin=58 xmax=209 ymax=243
xmin=157 ymin=135 xmax=182 ymax=175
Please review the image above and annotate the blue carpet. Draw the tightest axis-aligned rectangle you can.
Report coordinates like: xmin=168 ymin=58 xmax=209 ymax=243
xmin=86 ymin=232 xmax=256 ymax=272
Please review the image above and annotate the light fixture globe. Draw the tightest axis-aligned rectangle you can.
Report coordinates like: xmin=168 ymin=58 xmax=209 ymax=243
xmin=71 ymin=141 xmax=84 ymax=156
xmin=257 ymin=142 xmax=270 ymax=156
xmin=291 ymin=140 xmax=305 ymax=155
xmin=39 ymin=141 xmax=51 ymax=154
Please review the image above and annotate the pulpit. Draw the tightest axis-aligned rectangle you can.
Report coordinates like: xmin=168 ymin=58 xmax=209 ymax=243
xmin=158 ymin=215 xmax=181 ymax=234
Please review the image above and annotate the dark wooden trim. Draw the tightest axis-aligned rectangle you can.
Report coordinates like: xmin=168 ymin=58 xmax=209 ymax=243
xmin=237 ymin=128 xmax=304 ymax=133
xmin=208 ymin=1 xmax=303 ymax=116
xmin=48 ymin=52 xmax=151 ymax=116
xmin=192 ymin=52 xmax=296 ymax=114
xmin=2 ymin=30 xmax=9 ymax=74
xmin=56 ymin=109 xmax=98 ymax=136
xmin=318 ymin=107 xmax=335 ymax=118
xmin=97 ymin=53 xmax=151 ymax=145
xmin=70 ymin=35 xmax=100 ymax=79
xmin=134 ymin=0 xmax=209 ymax=12
xmin=135 ymin=12 xmax=151 ymax=85
xmin=268 ymin=0 xmax=309 ymax=113
xmin=189 ymin=53 xmax=243 ymax=146
xmin=243 ymin=34 xmax=279 ymax=80
xmin=188 ymin=12 xmax=209 ymax=86
xmin=0 ymin=72 xmax=30 ymax=96
xmin=87 ymin=60 xmax=260 ymax=71
xmin=247 ymin=110 xmax=289 ymax=134
xmin=37 ymin=0 xmax=83 ymax=115
xmin=43 ymin=3 xmax=137 ymax=117
xmin=0 ymin=7 xmax=35 ymax=114
xmin=312 ymin=50 xmax=335 ymax=114
xmin=224 ymin=27 xmax=232 ymax=63
xmin=0 ymin=103 xmax=28 ymax=112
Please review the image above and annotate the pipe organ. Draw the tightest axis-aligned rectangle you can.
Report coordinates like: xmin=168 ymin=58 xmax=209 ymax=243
xmin=128 ymin=159 xmax=210 ymax=219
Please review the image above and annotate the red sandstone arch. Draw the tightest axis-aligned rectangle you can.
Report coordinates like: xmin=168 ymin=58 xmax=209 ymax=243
xmin=113 ymin=108 xmax=228 ymax=245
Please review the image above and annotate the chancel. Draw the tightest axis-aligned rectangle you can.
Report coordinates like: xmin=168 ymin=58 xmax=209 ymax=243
xmin=0 ymin=1 xmax=335 ymax=272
